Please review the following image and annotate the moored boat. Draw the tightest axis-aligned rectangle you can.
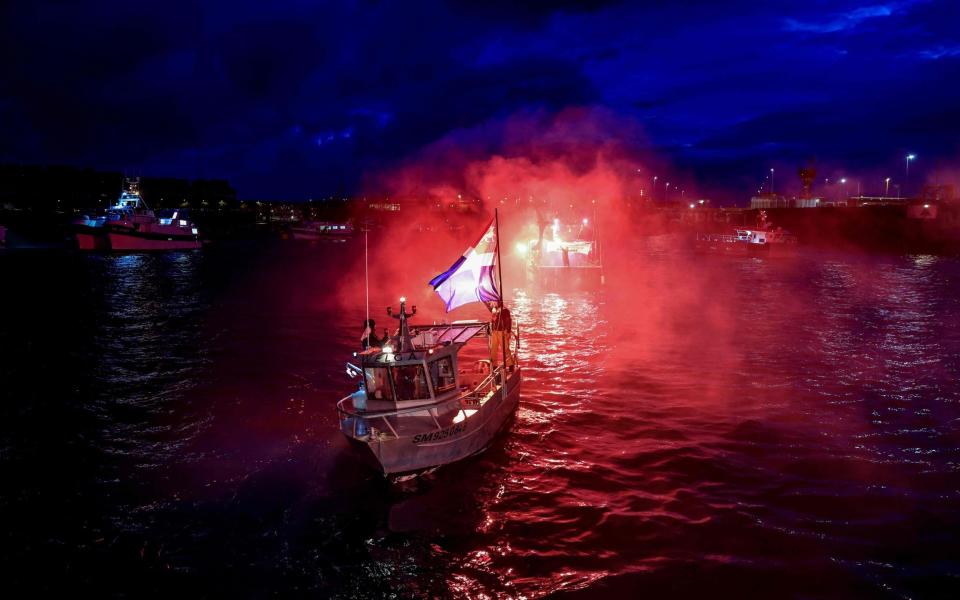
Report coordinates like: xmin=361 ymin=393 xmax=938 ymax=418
xmin=289 ymin=220 xmax=353 ymax=240
xmin=72 ymin=178 xmax=202 ymax=251
xmin=694 ymin=211 xmax=798 ymax=257
xmin=106 ymin=209 xmax=202 ymax=251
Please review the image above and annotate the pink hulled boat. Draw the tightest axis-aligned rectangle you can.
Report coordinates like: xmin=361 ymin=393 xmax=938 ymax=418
xmin=73 ymin=178 xmax=202 ymax=251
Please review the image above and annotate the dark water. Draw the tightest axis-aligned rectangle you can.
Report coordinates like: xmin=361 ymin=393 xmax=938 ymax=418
xmin=2 ymin=240 xmax=960 ymax=598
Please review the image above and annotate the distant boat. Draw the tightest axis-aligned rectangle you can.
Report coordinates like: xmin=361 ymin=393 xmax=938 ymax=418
xmin=336 ymin=214 xmax=522 ymax=478
xmin=72 ymin=178 xmax=202 ymax=251
xmin=521 ymin=216 xmax=604 ymax=287
xmin=694 ymin=211 xmax=798 ymax=257
xmin=288 ymin=220 xmax=353 ymax=240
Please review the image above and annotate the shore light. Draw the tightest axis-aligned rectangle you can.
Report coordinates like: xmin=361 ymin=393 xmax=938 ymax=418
xmin=905 ymin=154 xmax=917 ymax=189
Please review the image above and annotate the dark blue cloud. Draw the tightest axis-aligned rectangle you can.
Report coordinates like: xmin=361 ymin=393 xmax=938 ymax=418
xmin=783 ymin=4 xmax=896 ymax=33
xmin=0 ymin=0 xmax=958 ymax=199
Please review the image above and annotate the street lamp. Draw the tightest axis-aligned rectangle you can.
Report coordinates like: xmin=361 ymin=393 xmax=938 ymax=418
xmin=905 ymin=154 xmax=916 ymax=195
xmin=840 ymin=177 xmax=847 ymax=201
xmin=665 ymin=182 xmax=671 ymax=202
xmin=770 ymin=168 xmax=775 ymax=194
xmin=885 ymin=177 xmax=891 ymax=197
xmin=653 ymin=176 xmax=658 ymax=201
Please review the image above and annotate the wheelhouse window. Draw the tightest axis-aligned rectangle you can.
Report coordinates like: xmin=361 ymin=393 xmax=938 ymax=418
xmin=363 ymin=367 xmax=394 ymax=401
xmin=429 ymin=357 xmax=456 ymax=393
xmin=390 ymin=364 xmax=431 ymax=400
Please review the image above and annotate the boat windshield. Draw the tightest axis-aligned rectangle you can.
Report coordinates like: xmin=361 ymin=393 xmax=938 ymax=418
xmin=429 ymin=356 xmax=456 ymax=393
xmin=363 ymin=367 xmax=394 ymax=401
xmin=390 ymin=364 xmax=431 ymax=401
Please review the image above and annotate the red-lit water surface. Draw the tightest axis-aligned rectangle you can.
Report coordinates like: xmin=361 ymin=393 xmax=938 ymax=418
xmin=2 ymin=238 xmax=959 ymax=597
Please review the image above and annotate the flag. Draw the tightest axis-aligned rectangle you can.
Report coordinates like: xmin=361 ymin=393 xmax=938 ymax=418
xmin=429 ymin=216 xmax=500 ymax=312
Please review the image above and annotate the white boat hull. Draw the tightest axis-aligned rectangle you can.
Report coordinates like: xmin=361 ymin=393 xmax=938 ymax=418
xmin=348 ymin=368 xmax=522 ymax=476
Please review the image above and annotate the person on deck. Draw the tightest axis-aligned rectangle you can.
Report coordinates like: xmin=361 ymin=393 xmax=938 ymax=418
xmin=360 ymin=319 xmax=383 ymax=349
xmin=488 ymin=302 xmax=516 ymax=372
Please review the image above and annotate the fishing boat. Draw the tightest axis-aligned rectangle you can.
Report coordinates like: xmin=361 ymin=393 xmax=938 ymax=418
xmin=520 ymin=216 xmax=604 ymax=287
xmin=73 ymin=178 xmax=202 ymax=251
xmin=336 ymin=213 xmax=522 ymax=477
xmin=694 ymin=211 xmax=798 ymax=257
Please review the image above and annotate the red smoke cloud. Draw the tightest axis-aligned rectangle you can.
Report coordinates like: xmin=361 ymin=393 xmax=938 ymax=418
xmin=333 ymin=107 xmax=677 ymax=324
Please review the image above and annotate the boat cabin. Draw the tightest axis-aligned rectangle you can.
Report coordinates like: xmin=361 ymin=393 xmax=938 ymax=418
xmin=357 ymin=320 xmax=491 ymax=410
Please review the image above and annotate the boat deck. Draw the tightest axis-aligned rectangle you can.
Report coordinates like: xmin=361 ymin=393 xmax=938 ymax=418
xmin=338 ymin=368 xmax=501 ymax=442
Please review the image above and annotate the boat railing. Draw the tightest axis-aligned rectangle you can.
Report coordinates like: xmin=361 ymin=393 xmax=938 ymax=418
xmin=696 ymin=232 xmax=739 ymax=243
xmin=336 ymin=366 xmax=505 ymax=441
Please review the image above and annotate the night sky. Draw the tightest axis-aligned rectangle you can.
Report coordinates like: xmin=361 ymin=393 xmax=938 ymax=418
xmin=2 ymin=0 xmax=959 ymax=200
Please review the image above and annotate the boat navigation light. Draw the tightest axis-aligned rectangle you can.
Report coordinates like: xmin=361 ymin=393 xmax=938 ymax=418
xmin=582 ymin=218 xmax=589 ymax=225
xmin=399 ymin=296 xmax=406 ymax=303
xmin=924 ymin=204 xmax=930 ymax=209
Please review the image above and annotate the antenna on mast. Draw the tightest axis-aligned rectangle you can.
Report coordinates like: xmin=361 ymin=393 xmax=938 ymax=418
xmin=495 ymin=208 xmax=504 ymax=307
xmin=364 ymin=226 xmax=369 ymax=327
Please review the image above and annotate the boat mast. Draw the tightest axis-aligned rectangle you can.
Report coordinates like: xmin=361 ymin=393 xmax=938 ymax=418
xmin=495 ymin=208 xmax=504 ymax=310
xmin=495 ymin=209 xmax=508 ymax=391
xmin=364 ymin=226 xmax=369 ymax=328
xmin=595 ymin=199 xmax=604 ymax=285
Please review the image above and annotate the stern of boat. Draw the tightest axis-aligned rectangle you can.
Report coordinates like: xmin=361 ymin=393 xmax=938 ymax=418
xmin=337 ymin=366 xmax=521 ymax=476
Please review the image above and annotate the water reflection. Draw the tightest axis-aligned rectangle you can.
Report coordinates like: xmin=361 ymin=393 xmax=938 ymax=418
xmin=4 ymin=243 xmax=960 ymax=598
xmin=87 ymin=251 xmax=208 ymax=467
